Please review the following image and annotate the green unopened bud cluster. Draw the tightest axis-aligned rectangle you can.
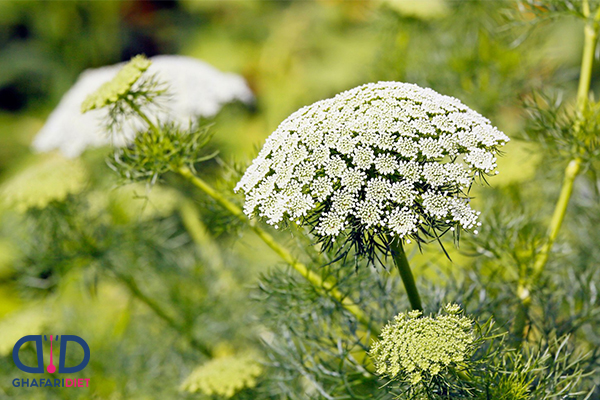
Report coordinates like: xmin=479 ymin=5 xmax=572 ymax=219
xmin=0 ymin=155 xmax=88 ymax=212
xmin=370 ymin=304 xmax=474 ymax=386
xmin=180 ymin=353 xmax=263 ymax=398
xmin=81 ymin=55 xmax=151 ymax=112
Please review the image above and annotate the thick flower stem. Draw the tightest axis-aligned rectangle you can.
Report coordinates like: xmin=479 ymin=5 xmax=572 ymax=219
xmin=577 ymin=1 xmax=600 ymax=109
xmin=512 ymin=4 xmax=599 ymax=339
xmin=389 ymin=239 xmax=423 ymax=311
xmin=176 ymin=166 xmax=378 ymax=336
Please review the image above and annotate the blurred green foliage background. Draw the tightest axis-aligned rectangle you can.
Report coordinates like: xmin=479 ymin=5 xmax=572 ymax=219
xmin=0 ymin=0 xmax=597 ymax=399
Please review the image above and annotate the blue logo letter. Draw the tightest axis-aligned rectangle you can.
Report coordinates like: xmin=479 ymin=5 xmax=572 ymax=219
xmin=58 ymin=335 xmax=90 ymax=373
xmin=12 ymin=335 xmax=44 ymax=373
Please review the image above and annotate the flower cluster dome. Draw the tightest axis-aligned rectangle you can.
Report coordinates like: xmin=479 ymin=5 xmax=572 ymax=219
xmin=235 ymin=82 xmax=509 ymax=241
xmin=180 ymin=353 xmax=263 ymax=398
xmin=0 ymin=155 xmax=88 ymax=213
xmin=370 ymin=304 xmax=474 ymax=385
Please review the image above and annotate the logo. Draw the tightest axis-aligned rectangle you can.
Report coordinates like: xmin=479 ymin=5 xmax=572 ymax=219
xmin=11 ymin=335 xmax=91 ymax=389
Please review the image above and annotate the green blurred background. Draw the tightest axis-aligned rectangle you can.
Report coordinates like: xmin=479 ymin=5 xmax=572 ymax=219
xmin=0 ymin=1 xmax=592 ymax=399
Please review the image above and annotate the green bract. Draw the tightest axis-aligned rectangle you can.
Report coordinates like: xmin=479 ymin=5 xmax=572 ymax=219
xmin=81 ymin=55 xmax=151 ymax=113
xmin=108 ymin=122 xmax=215 ymax=184
xmin=370 ymin=304 xmax=475 ymax=386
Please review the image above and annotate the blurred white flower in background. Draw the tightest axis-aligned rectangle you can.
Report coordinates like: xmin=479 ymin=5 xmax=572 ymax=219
xmin=32 ymin=55 xmax=254 ymax=158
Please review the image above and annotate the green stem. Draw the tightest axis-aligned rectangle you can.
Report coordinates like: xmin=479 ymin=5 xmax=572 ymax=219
xmin=179 ymin=199 xmax=224 ymax=270
xmin=390 ymin=239 xmax=423 ymax=311
xmin=531 ymin=158 xmax=582 ymax=278
xmin=176 ymin=166 xmax=378 ymax=336
xmin=513 ymin=6 xmax=598 ymax=339
xmin=514 ymin=158 xmax=583 ymax=337
xmin=126 ymin=98 xmax=161 ymax=136
xmin=110 ymin=267 xmax=212 ymax=357
xmin=73 ymin=219 xmax=212 ymax=356
xmin=577 ymin=27 xmax=597 ymax=110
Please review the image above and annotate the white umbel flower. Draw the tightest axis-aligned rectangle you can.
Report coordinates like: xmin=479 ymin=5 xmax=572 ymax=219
xmin=235 ymin=82 xmax=508 ymax=241
xmin=32 ymin=55 xmax=254 ymax=158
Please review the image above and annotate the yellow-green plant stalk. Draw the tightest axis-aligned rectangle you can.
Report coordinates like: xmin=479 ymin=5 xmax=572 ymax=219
xmin=79 ymin=56 xmax=376 ymax=336
xmin=178 ymin=199 xmax=225 ymax=271
xmin=177 ymin=166 xmax=377 ymax=335
xmin=514 ymin=1 xmax=600 ymax=339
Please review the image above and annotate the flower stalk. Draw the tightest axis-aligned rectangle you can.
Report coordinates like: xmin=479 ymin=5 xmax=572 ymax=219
xmin=389 ymin=239 xmax=422 ymax=311
xmin=178 ymin=199 xmax=225 ymax=270
xmin=119 ymin=95 xmax=378 ymax=335
xmin=513 ymin=3 xmax=600 ymax=339
xmin=111 ymin=267 xmax=213 ymax=357
xmin=176 ymin=166 xmax=378 ymax=336
xmin=64 ymin=200 xmax=212 ymax=357
xmin=120 ymin=102 xmax=377 ymax=333
xmin=531 ymin=158 xmax=582 ymax=279
xmin=126 ymin=98 xmax=161 ymax=137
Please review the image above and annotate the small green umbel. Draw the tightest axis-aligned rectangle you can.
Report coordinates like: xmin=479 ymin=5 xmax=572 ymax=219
xmin=81 ymin=55 xmax=152 ymax=112
xmin=180 ymin=353 xmax=263 ymax=398
xmin=370 ymin=304 xmax=475 ymax=386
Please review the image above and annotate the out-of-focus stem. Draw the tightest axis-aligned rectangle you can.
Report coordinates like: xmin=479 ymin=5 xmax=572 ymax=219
xmin=179 ymin=199 xmax=224 ymax=270
xmin=110 ymin=267 xmax=212 ymax=357
xmin=76 ymin=216 xmax=211 ymax=356
xmin=176 ymin=166 xmax=378 ymax=337
xmin=513 ymin=6 xmax=599 ymax=339
xmin=389 ymin=239 xmax=422 ymax=311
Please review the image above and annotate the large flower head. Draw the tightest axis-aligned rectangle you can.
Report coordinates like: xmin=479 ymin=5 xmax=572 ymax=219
xmin=32 ymin=55 xmax=254 ymax=158
xmin=235 ymin=82 xmax=508 ymax=257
